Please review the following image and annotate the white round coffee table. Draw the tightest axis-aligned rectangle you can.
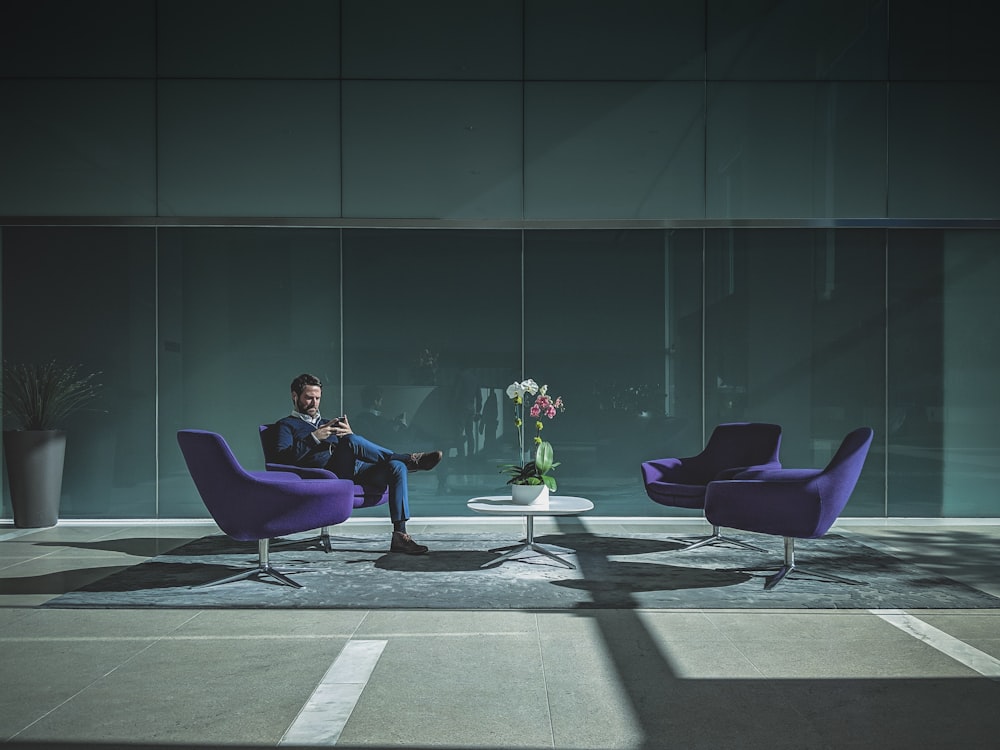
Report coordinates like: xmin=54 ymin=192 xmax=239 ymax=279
xmin=466 ymin=495 xmax=594 ymax=569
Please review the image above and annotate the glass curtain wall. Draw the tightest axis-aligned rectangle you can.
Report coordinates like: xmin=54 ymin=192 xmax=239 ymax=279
xmin=2 ymin=1 xmax=1000 ymax=519
xmin=5 ymin=225 xmax=1000 ymax=519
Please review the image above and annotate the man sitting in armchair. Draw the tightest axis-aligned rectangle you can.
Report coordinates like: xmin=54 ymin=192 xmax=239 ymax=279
xmin=273 ymin=373 xmax=443 ymax=555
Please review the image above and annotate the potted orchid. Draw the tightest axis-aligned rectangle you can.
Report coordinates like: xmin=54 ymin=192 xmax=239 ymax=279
xmin=500 ymin=378 xmax=565 ymax=505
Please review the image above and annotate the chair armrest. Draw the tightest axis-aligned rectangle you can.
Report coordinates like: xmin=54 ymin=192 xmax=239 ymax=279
xmin=264 ymin=462 xmax=340 ymax=480
xmin=641 ymin=457 xmax=690 ymax=485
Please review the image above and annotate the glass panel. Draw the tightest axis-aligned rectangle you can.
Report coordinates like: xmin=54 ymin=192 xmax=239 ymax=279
xmin=706 ymin=82 xmax=886 ymax=219
xmin=705 ymin=228 xmax=886 ymax=516
xmin=707 ymin=0 xmax=887 ymax=80
xmin=888 ymin=230 xmax=1000 ymax=517
xmin=341 ymin=229 xmax=522 ymax=517
xmin=890 ymin=1 xmax=1000 ymax=81
xmin=157 ymin=80 xmax=340 ymax=217
xmin=341 ymin=81 xmax=522 ymax=219
xmin=523 ymin=229 xmax=704 ymax=516
xmin=524 ymin=82 xmax=705 ymax=219
xmin=342 ymin=0 xmax=521 ymax=80
xmin=8 ymin=225 xmax=1000 ymax=521
xmin=888 ymin=83 xmax=1000 ymax=219
xmin=0 ymin=80 xmax=156 ymax=216
xmin=1 ymin=227 xmax=157 ymax=519
xmin=157 ymin=228 xmax=341 ymax=518
xmin=0 ymin=0 xmax=155 ymax=77
xmin=525 ymin=0 xmax=705 ymax=81
xmin=157 ymin=0 xmax=339 ymax=78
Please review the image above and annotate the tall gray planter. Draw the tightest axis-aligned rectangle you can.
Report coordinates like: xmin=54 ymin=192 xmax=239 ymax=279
xmin=3 ymin=430 xmax=66 ymax=528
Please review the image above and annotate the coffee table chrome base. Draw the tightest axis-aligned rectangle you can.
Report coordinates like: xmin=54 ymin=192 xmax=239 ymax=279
xmin=481 ymin=516 xmax=576 ymax=569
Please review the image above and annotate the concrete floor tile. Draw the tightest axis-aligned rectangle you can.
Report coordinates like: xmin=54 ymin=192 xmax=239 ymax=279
xmin=542 ymin=635 xmax=811 ymax=749
xmin=174 ymin=609 xmax=368 ymax=637
xmin=0 ymin=640 xmax=159 ymax=738
xmin=339 ymin=635 xmax=552 ymax=748
xmin=0 ymin=544 xmax=61 ymax=562
xmin=702 ymin=610 xmax=883 ymax=640
xmin=0 ymin=558 xmax=132 ymax=606
xmin=890 ymin=612 xmax=1000 ymax=661
xmin=535 ymin=609 xmax=719 ymax=644
xmin=738 ymin=635 xmax=980 ymax=678
xmin=656 ymin=639 xmax=766 ymax=679
xmin=786 ymin=678 xmax=1000 ymax=747
xmin=0 ymin=606 xmax=34 ymax=627
xmin=917 ymin=612 xmax=1000 ymax=638
xmin=0 ymin=608 xmax=199 ymax=638
xmin=356 ymin=608 xmax=538 ymax=636
xmin=13 ymin=636 xmax=346 ymax=745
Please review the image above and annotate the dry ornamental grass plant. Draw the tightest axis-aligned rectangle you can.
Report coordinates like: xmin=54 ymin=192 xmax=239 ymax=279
xmin=2 ymin=360 xmax=102 ymax=431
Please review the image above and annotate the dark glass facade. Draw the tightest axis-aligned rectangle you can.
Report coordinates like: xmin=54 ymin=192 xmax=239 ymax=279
xmin=2 ymin=1 xmax=998 ymax=519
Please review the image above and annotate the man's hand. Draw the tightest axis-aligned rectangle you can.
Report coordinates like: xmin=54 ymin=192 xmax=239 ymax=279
xmin=332 ymin=415 xmax=353 ymax=436
xmin=313 ymin=416 xmax=353 ymax=441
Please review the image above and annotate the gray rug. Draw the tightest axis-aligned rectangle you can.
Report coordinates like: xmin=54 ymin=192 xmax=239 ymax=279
xmin=41 ymin=531 xmax=1000 ymax=610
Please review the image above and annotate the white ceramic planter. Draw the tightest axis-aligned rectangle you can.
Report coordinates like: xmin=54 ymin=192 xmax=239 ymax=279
xmin=510 ymin=483 xmax=549 ymax=507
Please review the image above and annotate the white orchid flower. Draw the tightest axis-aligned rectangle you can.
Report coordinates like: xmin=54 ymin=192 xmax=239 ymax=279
xmin=506 ymin=378 xmax=540 ymax=400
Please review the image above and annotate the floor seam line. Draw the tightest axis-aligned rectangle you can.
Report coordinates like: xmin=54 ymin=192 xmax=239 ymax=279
xmin=279 ymin=639 xmax=387 ymax=746
xmin=871 ymin=609 xmax=1000 ymax=680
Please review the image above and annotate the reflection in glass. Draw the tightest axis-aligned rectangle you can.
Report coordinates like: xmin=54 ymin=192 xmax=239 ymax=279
xmin=705 ymin=229 xmax=886 ymax=516
xmin=4 ymin=227 xmax=1000 ymax=520
xmin=156 ymin=228 xmax=341 ymax=517
xmin=888 ymin=230 xmax=1000 ymax=517
xmin=2 ymin=227 xmax=157 ymax=519
xmin=524 ymin=230 xmax=704 ymax=516
xmin=341 ymin=229 xmax=521 ymax=516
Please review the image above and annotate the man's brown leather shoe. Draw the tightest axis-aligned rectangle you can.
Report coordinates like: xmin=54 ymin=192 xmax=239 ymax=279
xmin=390 ymin=531 xmax=429 ymax=555
xmin=404 ymin=450 xmax=443 ymax=472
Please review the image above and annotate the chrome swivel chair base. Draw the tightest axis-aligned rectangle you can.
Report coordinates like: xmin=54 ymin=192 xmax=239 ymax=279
xmin=273 ymin=526 xmax=333 ymax=553
xmin=759 ymin=538 xmax=865 ymax=590
xmin=198 ymin=539 xmax=315 ymax=588
xmin=679 ymin=525 xmax=768 ymax=553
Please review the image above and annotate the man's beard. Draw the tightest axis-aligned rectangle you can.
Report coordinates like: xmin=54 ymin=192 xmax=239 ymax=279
xmin=296 ymin=398 xmax=318 ymax=415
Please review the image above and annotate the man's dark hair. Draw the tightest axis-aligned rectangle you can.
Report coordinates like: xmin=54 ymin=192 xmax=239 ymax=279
xmin=290 ymin=373 xmax=323 ymax=395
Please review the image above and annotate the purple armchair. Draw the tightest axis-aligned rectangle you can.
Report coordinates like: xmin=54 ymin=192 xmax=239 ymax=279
xmin=177 ymin=429 xmax=355 ymax=587
xmin=704 ymin=427 xmax=875 ymax=589
xmin=640 ymin=422 xmax=783 ymax=551
xmin=258 ymin=424 xmax=389 ymax=552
